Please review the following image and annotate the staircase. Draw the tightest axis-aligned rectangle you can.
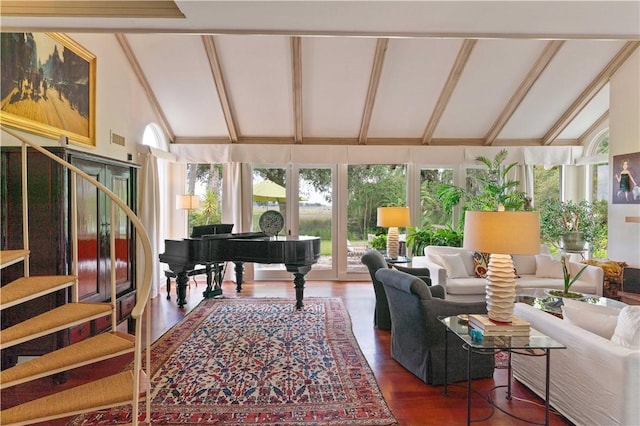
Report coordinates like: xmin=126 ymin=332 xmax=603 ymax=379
xmin=0 ymin=128 xmax=153 ymax=425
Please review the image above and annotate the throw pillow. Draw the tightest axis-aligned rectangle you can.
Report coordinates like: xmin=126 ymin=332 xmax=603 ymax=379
xmin=534 ymin=254 xmax=564 ymax=279
xmin=561 ymin=298 xmax=620 ymax=339
xmin=472 ymin=252 xmax=490 ymax=278
xmin=439 ymin=253 xmax=469 ymax=278
xmin=611 ymin=306 xmax=640 ymax=349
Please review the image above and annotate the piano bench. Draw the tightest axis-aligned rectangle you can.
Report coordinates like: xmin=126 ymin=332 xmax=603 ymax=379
xmin=165 ymin=268 xmax=207 ymax=299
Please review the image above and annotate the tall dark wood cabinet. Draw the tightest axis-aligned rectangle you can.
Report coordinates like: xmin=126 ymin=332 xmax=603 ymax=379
xmin=0 ymin=147 xmax=138 ymax=367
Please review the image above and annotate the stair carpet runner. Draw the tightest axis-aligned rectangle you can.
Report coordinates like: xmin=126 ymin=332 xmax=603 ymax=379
xmin=0 ymin=249 xmax=142 ymax=425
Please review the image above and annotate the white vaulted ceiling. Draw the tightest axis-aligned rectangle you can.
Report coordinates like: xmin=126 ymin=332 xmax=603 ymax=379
xmin=2 ymin=1 xmax=639 ymax=147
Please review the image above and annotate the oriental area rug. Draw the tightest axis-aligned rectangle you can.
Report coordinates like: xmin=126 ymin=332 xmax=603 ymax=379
xmin=70 ymin=298 xmax=397 ymax=425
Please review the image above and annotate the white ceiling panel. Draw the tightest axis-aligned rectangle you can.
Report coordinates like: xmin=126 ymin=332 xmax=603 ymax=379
xmin=215 ymin=35 xmax=293 ymax=137
xmin=559 ymin=84 xmax=610 ymax=139
xmin=368 ymin=38 xmax=463 ymax=139
xmin=126 ymin=34 xmax=227 ymax=137
xmin=436 ymin=39 xmax=548 ymax=139
xmin=501 ymin=40 xmax=626 ymax=139
xmin=302 ymin=37 xmax=377 ymax=138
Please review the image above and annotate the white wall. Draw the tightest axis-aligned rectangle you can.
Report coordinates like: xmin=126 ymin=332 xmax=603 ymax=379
xmin=609 ymin=49 xmax=640 ymax=267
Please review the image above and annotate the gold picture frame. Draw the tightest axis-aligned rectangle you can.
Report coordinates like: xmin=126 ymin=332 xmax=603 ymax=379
xmin=1 ymin=33 xmax=96 ymax=147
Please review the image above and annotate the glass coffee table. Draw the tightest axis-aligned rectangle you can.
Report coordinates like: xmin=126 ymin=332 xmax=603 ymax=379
xmin=516 ymin=288 xmax=627 ymax=316
xmin=440 ymin=315 xmax=566 ymax=425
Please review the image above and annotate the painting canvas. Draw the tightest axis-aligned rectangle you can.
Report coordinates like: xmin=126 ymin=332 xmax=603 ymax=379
xmin=612 ymin=152 xmax=640 ymax=204
xmin=1 ymin=33 xmax=95 ymax=147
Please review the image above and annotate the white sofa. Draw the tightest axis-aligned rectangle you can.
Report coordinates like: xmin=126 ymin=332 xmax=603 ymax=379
xmin=411 ymin=245 xmax=604 ymax=302
xmin=512 ymin=302 xmax=640 ymax=426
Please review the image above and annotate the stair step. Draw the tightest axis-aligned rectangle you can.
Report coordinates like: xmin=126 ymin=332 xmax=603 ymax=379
xmin=0 ymin=275 xmax=77 ymax=310
xmin=0 ymin=250 xmax=29 ymax=269
xmin=1 ymin=303 xmax=113 ymax=349
xmin=0 ymin=369 xmax=147 ymax=426
xmin=0 ymin=331 xmax=135 ymax=389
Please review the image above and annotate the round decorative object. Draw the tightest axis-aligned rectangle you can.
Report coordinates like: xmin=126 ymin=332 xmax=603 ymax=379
xmin=259 ymin=210 xmax=285 ymax=236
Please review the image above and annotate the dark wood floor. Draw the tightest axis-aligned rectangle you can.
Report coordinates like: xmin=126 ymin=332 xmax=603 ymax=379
xmin=3 ymin=278 xmax=573 ymax=425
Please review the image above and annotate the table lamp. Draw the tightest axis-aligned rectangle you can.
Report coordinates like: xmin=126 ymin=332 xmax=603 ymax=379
xmin=176 ymin=194 xmax=201 ymax=236
xmin=377 ymin=206 xmax=410 ymax=259
xmin=463 ymin=208 xmax=540 ymax=322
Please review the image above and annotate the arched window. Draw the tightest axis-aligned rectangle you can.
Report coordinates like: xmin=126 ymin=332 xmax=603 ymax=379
xmin=142 ymin=123 xmax=168 ymax=151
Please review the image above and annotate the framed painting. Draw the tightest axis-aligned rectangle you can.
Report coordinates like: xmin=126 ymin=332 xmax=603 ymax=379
xmin=612 ymin=152 xmax=640 ymax=204
xmin=1 ymin=33 xmax=96 ymax=147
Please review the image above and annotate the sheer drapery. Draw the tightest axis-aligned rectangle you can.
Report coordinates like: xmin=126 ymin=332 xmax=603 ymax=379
xmin=138 ymin=150 xmax=161 ymax=298
xmin=222 ymin=162 xmax=253 ymax=281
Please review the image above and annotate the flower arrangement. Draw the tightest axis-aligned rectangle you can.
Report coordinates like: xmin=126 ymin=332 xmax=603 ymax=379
xmin=549 ymin=256 xmax=588 ymax=298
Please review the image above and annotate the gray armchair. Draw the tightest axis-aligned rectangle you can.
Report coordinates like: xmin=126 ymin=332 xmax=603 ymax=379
xmin=375 ymin=268 xmax=495 ymax=385
xmin=361 ymin=250 xmax=392 ymax=330
xmin=361 ymin=250 xmax=440 ymax=330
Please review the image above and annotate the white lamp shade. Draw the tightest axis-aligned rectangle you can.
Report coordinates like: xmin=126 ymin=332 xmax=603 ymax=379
xmin=176 ymin=194 xmax=201 ymax=210
xmin=463 ymin=210 xmax=540 ymax=255
xmin=377 ymin=207 xmax=410 ymax=228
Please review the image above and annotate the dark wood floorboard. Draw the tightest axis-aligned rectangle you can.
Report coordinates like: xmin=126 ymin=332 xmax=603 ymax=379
xmin=2 ymin=278 xmax=573 ymax=425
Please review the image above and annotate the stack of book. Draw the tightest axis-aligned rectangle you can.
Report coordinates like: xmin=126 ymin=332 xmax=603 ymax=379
xmin=468 ymin=314 xmax=530 ymax=336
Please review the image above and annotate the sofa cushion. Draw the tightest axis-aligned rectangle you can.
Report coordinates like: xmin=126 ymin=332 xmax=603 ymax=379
xmin=611 ymin=306 xmax=640 ymax=349
xmin=535 ymin=254 xmax=564 ymax=279
xmin=424 ymin=246 xmax=475 ymax=276
xmin=446 ymin=277 xmax=487 ymax=295
xmin=512 ymin=254 xmax=536 ymax=275
xmin=561 ymin=298 xmax=620 ymax=339
xmin=440 ymin=253 xmax=469 ymax=278
xmin=472 ymin=252 xmax=490 ymax=278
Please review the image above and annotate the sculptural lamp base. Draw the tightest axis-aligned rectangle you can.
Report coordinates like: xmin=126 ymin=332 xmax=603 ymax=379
xmin=485 ymin=253 xmax=516 ymax=322
xmin=386 ymin=226 xmax=399 ymax=259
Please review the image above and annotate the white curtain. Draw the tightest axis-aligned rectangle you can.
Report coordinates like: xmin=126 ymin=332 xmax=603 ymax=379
xmin=222 ymin=162 xmax=254 ymax=281
xmin=138 ymin=151 xmax=162 ymax=299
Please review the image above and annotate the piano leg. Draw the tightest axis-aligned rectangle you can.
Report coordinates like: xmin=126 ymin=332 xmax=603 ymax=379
xmin=234 ymin=261 xmax=244 ymax=292
xmin=286 ymin=265 xmax=312 ymax=310
xmin=202 ymin=263 xmax=223 ymax=299
xmin=175 ymin=271 xmax=189 ymax=308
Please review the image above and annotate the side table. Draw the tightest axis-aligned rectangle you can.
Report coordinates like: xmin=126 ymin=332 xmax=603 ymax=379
xmin=440 ymin=316 xmax=566 ymax=426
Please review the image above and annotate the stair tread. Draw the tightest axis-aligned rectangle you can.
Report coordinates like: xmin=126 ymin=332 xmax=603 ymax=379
xmin=1 ymin=275 xmax=76 ymax=309
xmin=0 ymin=370 xmax=141 ymax=425
xmin=1 ymin=332 xmax=135 ymax=389
xmin=0 ymin=250 xmax=29 ymax=269
xmin=1 ymin=303 xmax=113 ymax=348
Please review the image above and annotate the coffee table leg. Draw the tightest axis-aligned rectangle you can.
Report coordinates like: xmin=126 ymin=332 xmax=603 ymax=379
xmin=467 ymin=346 xmax=472 ymax=426
xmin=444 ymin=328 xmax=449 ymax=396
xmin=545 ymin=350 xmax=551 ymax=426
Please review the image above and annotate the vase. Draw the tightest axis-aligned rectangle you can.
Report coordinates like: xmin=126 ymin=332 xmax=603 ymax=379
xmin=559 ymin=231 xmax=586 ymax=251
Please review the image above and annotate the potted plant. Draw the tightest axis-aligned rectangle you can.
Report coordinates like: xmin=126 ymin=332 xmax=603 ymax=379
xmin=539 ymin=199 xmax=598 ymax=251
xmin=406 ymin=225 xmax=463 ymax=256
xmin=437 ymin=149 xmax=526 ymax=229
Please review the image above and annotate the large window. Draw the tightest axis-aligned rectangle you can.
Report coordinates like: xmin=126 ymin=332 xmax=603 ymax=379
xmin=346 ymin=164 xmax=406 ymax=272
xmin=534 ymin=165 xmax=560 ymax=205
xmin=185 ymin=163 xmax=224 ymax=230
xmin=419 ymin=167 xmax=453 ymax=227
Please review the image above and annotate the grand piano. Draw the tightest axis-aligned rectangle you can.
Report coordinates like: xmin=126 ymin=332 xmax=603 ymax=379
xmin=159 ymin=225 xmax=321 ymax=309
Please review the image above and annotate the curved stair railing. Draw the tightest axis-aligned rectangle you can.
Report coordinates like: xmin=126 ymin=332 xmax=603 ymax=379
xmin=0 ymin=126 xmax=153 ymax=424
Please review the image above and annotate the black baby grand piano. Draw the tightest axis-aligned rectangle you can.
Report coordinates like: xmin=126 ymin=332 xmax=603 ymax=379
xmin=159 ymin=224 xmax=321 ymax=309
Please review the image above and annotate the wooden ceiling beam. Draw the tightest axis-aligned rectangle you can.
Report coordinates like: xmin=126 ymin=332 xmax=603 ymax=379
xmin=115 ymin=33 xmax=175 ymax=141
xmin=421 ymin=39 xmax=476 ymax=145
xmin=542 ymin=41 xmax=639 ymax=146
xmin=0 ymin=1 xmax=185 ymax=18
xmin=484 ymin=40 xmax=565 ymax=145
xmin=359 ymin=38 xmax=389 ymax=144
xmin=202 ymin=35 xmax=238 ymax=143
xmin=291 ymin=37 xmax=303 ymax=144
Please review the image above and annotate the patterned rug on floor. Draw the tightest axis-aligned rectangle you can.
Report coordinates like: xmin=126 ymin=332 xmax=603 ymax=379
xmin=69 ymin=297 xmax=397 ymax=425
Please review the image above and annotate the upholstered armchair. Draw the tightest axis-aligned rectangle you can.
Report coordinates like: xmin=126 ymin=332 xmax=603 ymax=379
xmin=361 ymin=250 xmax=393 ymax=330
xmin=375 ymin=268 xmax=495 ymax=385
